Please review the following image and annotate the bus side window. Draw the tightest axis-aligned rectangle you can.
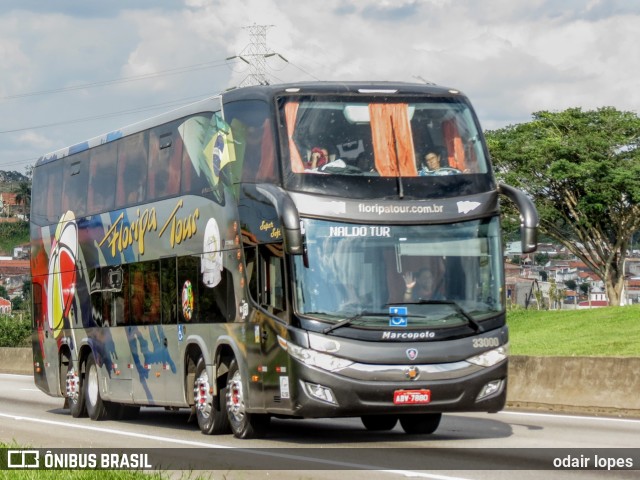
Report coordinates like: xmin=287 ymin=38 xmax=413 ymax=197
xmin=149 ymin=122 xmax=182 ymax=201
xmin=89 ymin=268 xmax=104 ymax=326
xmin=88 ymin=143 xmax=117 ymax=215
xmin=179 ymin=114 xmax=216 ymax=197
xmin=200 ymin=264 xmax=236 ymax=323
xmin=160 ymin=258 xmax=177 ymax=325
xmin=116 ymin=132 xmax=149 ymax=208
xmin=62 ymin=152 xmax=89 ymax=217
xmin=145 ymin=265 xmax=161 ymax=323
xmin=244 ymin=246 xmax=258 ymax=303
xmin=130 ymin=266 xmax=145 ymax=324
xmin=254 ymin=244 xmax=285 ymax=315
xmin=31 ymin=162 xmax=62 ymax=225
xmin=175 ymin=254 xmax=235 ymax=324
xmin=224 ymin=100 xmax=279 ymax=183
xmin=177 ymin=256 xmax=199 ymax=323
xmin=128 ymin=262 xmax=161 ymax=325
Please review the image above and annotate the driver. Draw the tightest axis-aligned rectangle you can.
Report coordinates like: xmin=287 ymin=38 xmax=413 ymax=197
xmin=403 ymin=267 xmax=444 ymax=301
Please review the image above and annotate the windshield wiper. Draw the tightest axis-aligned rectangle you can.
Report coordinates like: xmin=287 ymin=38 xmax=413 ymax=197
xmin=385 ymin=300 xmax=483 ymax=332
xmin=323 ymin=311 xmax=388 ymax=335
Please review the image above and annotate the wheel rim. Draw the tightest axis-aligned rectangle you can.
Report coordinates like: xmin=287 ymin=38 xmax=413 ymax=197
xmin=87 ymin=363 xmax=99 ymax=407
xmin=226 ymin=370 xmax=245 ymax=422
xmin=194 ymin=370 xmax=212 ymax=418
xmin=65 ymin=366 xmax=79 ymax=403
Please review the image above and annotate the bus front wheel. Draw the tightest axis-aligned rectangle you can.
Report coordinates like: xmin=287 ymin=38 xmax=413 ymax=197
xmin=226 ymin=360 xmax=270 ymax=439
xmin=399 ymin=413 xmax=442 ymax=434
xmin=361 ymin=415 xmax=398 ymax=431
xmin=194 ymin=357 xmax=230 ymax=435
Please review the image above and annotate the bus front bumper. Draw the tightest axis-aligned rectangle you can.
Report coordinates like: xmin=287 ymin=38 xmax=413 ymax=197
xmin=286 ymin=359 xmax=508 ymax=418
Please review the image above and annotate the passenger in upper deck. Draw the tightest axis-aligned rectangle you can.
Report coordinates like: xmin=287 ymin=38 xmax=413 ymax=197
xmin=304 ymin=147 xmax=329 ymax=170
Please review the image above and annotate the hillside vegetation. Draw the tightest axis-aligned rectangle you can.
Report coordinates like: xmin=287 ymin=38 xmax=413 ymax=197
xmin=507 ymin=305 xmax=640 ymax=357
xmin=0 ymin=221 xmax=29 ymax=254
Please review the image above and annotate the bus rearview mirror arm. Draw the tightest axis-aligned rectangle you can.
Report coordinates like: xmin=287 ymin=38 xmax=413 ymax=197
xmin=255 ymin=184 xmax=304 ymax=255
xmin=498 ymin=183 xmax=539 ymax=254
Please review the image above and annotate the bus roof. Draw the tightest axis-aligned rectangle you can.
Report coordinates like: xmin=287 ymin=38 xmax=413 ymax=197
xmin=36 ymin=81 xmax=465 ymax=166
xmin=221 ymin=80 xmax=464 ymax=102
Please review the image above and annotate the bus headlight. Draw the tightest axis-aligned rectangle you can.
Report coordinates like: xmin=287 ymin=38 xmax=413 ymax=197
xmin=467 ymin=345 xmax=508 ymax=367
xmin=278 ymin=336 xmax=353 ymax=372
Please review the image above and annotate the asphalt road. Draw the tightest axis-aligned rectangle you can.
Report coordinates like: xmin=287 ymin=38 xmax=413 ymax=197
xmin=0 ymin=373 xmax=638 ymax=479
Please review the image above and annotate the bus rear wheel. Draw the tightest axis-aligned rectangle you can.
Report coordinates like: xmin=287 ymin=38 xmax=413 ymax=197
xmin=226 ymin=360 xmax=270 ymax=439
xmin=65 ymin=357 xmax=86 ymax=418
xmin=85 ymin=354 xmax=108 ymax=421
xmin=361 ymin=415 xmax=398 ymax=431
xmin=399 ymin=413 xmax=442 ymax=434
xmin=194 ymin=357 xmax=230 ymax=435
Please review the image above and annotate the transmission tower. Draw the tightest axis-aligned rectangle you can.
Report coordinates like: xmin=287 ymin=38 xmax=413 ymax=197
xmin=227 ymin=24 xmax=287 ymax=87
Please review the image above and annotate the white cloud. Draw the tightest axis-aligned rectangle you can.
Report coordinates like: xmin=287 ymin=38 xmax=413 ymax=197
xmin=16 ymin=131 xmax=55 ymax=151
xmin=1 ymin=0 xmax=640 ymax=171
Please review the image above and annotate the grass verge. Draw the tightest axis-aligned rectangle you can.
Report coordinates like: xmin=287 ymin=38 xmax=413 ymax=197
xmin=507 ymin=304 xmax=640 ymax=356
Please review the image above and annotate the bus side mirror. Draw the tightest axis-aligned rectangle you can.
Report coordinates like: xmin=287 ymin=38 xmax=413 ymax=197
xmin=499 ymin=183 xmax=539 ymax=254
xmin=256 ymin=184 xmax=304 ymax=255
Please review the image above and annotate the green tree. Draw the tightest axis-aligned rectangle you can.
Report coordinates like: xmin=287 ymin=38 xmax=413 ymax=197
xmin=11 ymin=296 xmax=23 ymax=311
xmin=579 ymin=282 xmax=590 ymax=296
xmin=13 ymin=180 xmax=31 ymax=220
xmin=487 ymin=107 xmax=640 ymax=306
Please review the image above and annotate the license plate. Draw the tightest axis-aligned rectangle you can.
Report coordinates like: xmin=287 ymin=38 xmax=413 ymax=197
xmin=393 ymin=389 xmax=431 ymax=405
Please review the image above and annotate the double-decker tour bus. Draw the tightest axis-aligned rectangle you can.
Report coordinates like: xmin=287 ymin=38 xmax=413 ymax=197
xmin=30 ymin=81 xmax=537 ymax=438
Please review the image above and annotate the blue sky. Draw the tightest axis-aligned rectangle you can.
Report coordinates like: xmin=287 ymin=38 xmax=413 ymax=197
xmin=1 ymin=0 xmax=639 ymax=174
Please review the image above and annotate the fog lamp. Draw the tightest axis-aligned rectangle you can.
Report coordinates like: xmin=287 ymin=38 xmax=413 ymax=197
xmin=476 ymin=379 xmax=504 ymax=401
xmin=305 ymin=382 xmax=338 ymax=405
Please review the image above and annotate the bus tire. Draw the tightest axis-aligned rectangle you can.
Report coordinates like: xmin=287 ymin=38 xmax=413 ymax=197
xmin=226 ymin=360 xmax=270 ymax=439
xmin=65 ymin=357 xmax=86 ymax=418
xmin=194 ymin=357 xmax=230 ymax=435
xmin=399 ymin=413 xmax=442 ymax=434
xmin=361 ymin=415 xmax=398 ymax=431
xmin=84 ymin=354 xmax=108 ymax=421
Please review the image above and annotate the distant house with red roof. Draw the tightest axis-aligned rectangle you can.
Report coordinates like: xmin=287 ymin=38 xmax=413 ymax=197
xmin=0 ymin=297 xmax=11 ymax=314
xmin=0 ymin=192 xmax=20 ymax=216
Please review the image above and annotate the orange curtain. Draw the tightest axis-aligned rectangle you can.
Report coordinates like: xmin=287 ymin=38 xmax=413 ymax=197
xmin=284 ymin=102 xmax=305 ymax=173
xmin=369 ymin=104 xmax=417 ymax=177
xmin=442 ymin=119 xmax=466 ymax=171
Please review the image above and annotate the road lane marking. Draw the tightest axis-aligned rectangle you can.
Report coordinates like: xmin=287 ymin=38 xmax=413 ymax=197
xmin=0 ymin=411 xmax=472 ymax=479
xmin=499 ymin=410 xmax=640 ymax=424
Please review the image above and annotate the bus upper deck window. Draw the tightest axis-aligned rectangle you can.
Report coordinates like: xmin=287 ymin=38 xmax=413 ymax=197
xmin=149 ymin=123 xmax=182 ymax=200
xmin=116 ymin=132 xmax=149 ymax=208
xmin=88 ymin=143 xmax=117 ymax=214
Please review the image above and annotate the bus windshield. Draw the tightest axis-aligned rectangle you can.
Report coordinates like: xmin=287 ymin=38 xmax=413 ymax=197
xmin=292 ymin=217 xmax=503 ymax=330
xmin=281 ymin=95 xmax=488 ymax=177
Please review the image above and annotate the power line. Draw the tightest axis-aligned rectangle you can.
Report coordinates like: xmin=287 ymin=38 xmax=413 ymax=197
xmin=0 ymin=91 xmax=222 ymax=170
xmin=0 ymin=91 xmax=219 ymax=135
xmin=0 ymin=58 xmax=237 ymax=101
